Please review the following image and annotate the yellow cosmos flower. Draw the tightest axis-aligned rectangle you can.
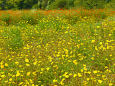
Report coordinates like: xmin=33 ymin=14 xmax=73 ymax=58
xmin=73 ymin=74 xmax=77 ymax=77
xmin=93 ymin=70 xmax=98 ymax=74
xmin=25 ymin=58 xmax=29 ymax=62
xmin=5 ymin=63 xmax=8 ymax=67
xmin=15 ymin=62 xmax=19 ymax=65
xmin=53 ymin=79 xmax=57 ymax=83
xmin=73 ymin=60 xmax=77 ymax=65
xmin=16 ymin=71 xmax=20 ymax=77
xmin=27 ymin=72 xmax=31 ymax=76
xmin=46 ymin=67 xmax=50 ymax=71
xmin=33 ymin=61 xmax=37 ymax=65
xmin=1 ymin=64 xmax=4 ymax=68
xmin=9 ymin=78 xmax=12 ymax=81
xmin=91 ymin=40 xmax=95 ymax=43
xmin=109 ymin=83 xmax=113 ymax=86
xmin=98 ymin=80 xmax=102 ymax=83
xmin=97 ymin=26 xmax=100 ymax=28
xmin=78 ymin=73 xmax=82 ymax=77
xmin=26 ymin=64 xmax=30 ymax=66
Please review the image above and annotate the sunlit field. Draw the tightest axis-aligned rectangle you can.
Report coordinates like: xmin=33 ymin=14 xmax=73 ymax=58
xmin=0 ymin=9 xmax=115 ymax=86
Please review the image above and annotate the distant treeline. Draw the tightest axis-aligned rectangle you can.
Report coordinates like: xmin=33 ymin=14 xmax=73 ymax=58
xmin=0 ymin=0 xmax=114 ymax=10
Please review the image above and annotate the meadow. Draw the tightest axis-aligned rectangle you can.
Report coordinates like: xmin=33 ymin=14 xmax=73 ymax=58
xmin=0 ymin=9 xmax=115 ymax=86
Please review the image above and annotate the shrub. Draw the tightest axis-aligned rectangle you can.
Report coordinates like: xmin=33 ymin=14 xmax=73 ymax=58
xmin=0 ymin=13 xmax=12 ymax=25
xmin=21 ymin=14 xmax=37 ymax=25
xmin=48 ymin=0 xmax=68 ymax=9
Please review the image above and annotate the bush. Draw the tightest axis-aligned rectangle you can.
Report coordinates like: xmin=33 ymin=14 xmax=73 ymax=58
xmin=0 ymin=13 xmax=12 ymax=25
xmin=21 ymin=14 xmax=37 ymax=25
xmin=48 ymin=0 xmax=68 ymax=9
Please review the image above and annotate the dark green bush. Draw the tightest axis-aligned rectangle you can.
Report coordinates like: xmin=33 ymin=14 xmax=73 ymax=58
xmin=21 ymin=14 xmax=37 ymax=25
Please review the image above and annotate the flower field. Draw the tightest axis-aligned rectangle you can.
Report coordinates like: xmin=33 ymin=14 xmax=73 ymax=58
xmin=0 ymin=9 xmax=115 ymax=86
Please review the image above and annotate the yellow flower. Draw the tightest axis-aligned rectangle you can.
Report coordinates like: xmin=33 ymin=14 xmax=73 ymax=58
xmin=25 ymin=58 xmax=29 ymax=62
xmin=91 ymin=57 xmax=94 ymax=60
xmin=73 ymin=74 xmax=77 ymax=77
xmin=16 ymin=71 xmax=20 ymax=77
xmin=109 ymin=83 xmax=113 ymax=86
xmin=65 ymin=75 xmax=69 ymax=78
xmin=33 ymin=61 xmax=37 ymax=65
xmin=91 ymin=40 xmax=95 ymax=43
xmin=32 ymin=84 xmax=35 ymax=86
xmin=81 ymin=69 xmax=83 ymax=72
xmin=27 ymin=72 xmax=31 ymax=76
xmin=1 ymin=75 xmax=5 ymax=78
xmin=53 ymin=79 xmax=57 ymax=83
xmin=93 ymin=70 xmax=98 ymax=74
xmin=95 ymin=46 xmax=98 ymax=50
xmin=32 ymin=71 xmax=36 ymax=76
xmin=73 ymin=60 xmax=77 ymax=65
xmin=97 ymin=26 xmax=100 ymax=28
xmin=98 ymin=80 xmax=102 ymax=83
xmin=46 ymin=67 xmax=50 ymax=71
xmin=99 ymin=42 xmax=102 ymax=45
xmin=15 ymin=62 xmax=19 ymax=65
xmin=19 ymin=82 xmax=23 ymax=85
xmin=5 ymin=63 xmax=8 ymax=67
xmin=9 ymin=78 xmax=12 ymax=81
xmin=78 ymin=73 xmax=82 ymax=77
xmin=1 ymin=64 xmax=4 ymax=69
xmin=26 ymin=64 xmax=30 ymax=66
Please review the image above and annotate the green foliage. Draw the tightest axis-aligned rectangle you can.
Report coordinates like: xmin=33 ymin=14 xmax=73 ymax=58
xmin=0 ymin=0 xmax=114 ymax=10
xmin=2 ymin=27 xmax=23 ymax=51
xmin=0 ymin=13 xmax=11 ymax=25
xmin=74 ymin=0 xmax=108 ymax=9
xmin=21 ymin=14 xmax=37 ymax=25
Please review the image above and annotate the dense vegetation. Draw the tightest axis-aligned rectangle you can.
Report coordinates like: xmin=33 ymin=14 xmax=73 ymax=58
xmin=0 ymin=9 xmax=115 ymax=86
xmin=0 ymin=0 xmax=115 ymax=10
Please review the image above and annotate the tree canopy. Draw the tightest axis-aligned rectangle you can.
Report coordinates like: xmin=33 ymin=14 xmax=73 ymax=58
xmin=0 ymin=0 xmax=114 ymax=10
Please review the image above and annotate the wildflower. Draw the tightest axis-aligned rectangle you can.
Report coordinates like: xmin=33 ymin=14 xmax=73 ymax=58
xmin=1 ymin=75 xmax=5 ymax=78
xmin=32 ymin=84 xmax=35 ymax=86
xmin=95 ymin=46 xmax=98 ymax=50
xmin=91 ymin=40 xmax=95 ymax=43
xmin=99 ymin=42 xmax=102 ymax=45
xmin=91 ymin=57 xmax=94 ymax=60
xmin=78 ymin=73 xmax=82 ymax=77
xmin=33 ymin=61 xmax=37 ymax=65
xmin=73 ymin=74 xmax=77 ymax=77
xmin=73 ymin=60 xmax=77 ymax=65
xmin=15 ymin=62 xmax=19 ymax=65
xmin=32 ymin=72 xmax=36 ymax=76
xmin=93 ymin=70 xmax=98 ymax=74
xmin=9 ymin=78 xmax=12 ymax=81
xmin=27 ymin=72 xmax=31 ymax=76
xmin=1 ymin=64 xmax=4 ymax=69
xmin=97 ymin=26 xmax=100 ymax=28
xmin=25 ymin=58 xmax=29 ymax=62
xmin=98 ymin=80 xmax=102 ymax=83
xmin=46 ymin=67 xmax=50 ymax=71
xmin=19 ymin=82 xmax=23 ymax=85
xmin=16 ymin=71 xmax=20 ymax=77
xmin=5 ymin=63 xmax=8 ymax=67
xmin=109 ymin=83 xmax=113 ymax=86
xmin=26 ymin=64 xmax=30 ymax=66
xmin=53 ymin=79 xmax=57 ymax=83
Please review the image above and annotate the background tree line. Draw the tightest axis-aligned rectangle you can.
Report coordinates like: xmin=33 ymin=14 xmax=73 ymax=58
xmin=0 ymin=0 xmax=114 ymax=10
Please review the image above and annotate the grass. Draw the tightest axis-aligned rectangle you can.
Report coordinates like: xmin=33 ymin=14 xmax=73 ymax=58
xmin=0 ymin=9 xmax=115 ymax=86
